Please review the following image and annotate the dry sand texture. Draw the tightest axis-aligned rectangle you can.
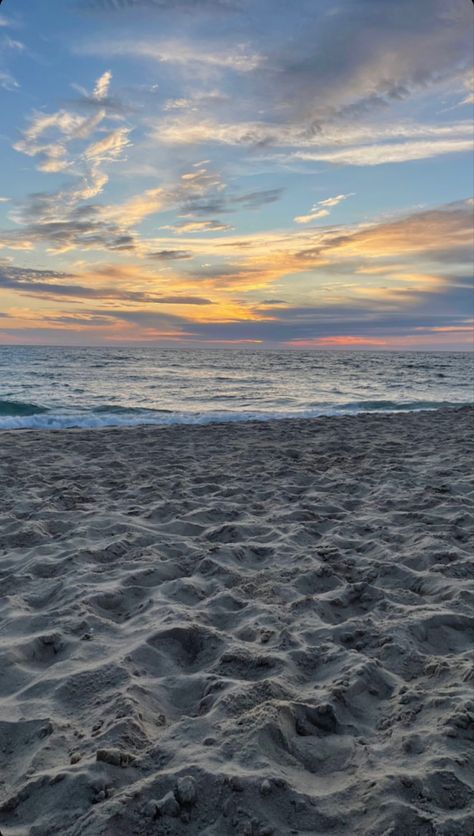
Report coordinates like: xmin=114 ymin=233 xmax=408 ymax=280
xmin=0 ymin=408 xmax=473 ymax=836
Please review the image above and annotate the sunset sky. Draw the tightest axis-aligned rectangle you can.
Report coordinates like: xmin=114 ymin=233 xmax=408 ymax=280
xmin=0 ymin=0 xmax=472 ymax=348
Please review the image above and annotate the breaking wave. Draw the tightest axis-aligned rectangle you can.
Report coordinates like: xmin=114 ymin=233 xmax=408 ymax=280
xmin=0 ymin=399 xmax=470 ymax=431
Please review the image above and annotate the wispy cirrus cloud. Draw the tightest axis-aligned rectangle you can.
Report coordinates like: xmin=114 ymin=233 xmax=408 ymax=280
xmin=89 ymin=0 xmax=465 ymax=194
xmin=93 ymin=69 xmax=112 ymax=100
xmin=152 ymin=115 xmax=474 ymax=168
xmin=460 ymin=70 xmax=474 ymax=105
xmin=14 ymin=113 xmax=107 ymax=173
xmin=153 ymin=116 xmax=473 ymax=148
xmin=292 ymin=138 xmax=474 ymax=167
xmin=0 ymin=17 xmax=24 ymax=91
xmin=70 ymin=71 xmax=132 ymax=118
xmin=81 ymin=38 xmax=262 ymax=73
xmin=295 ymin=194 xmax=354 ymax=225
xmin=13 ymin=73 xmax=125 ymax=184
xmin=162 ymin=219 xmax=233 ymax=234
xmin=293 ymin=208 xmax=329 ymax=225
xmin=82 ymin=0 xmax=240 ymax=13
xmin=84 ymin=127 xmax=132 ymax=162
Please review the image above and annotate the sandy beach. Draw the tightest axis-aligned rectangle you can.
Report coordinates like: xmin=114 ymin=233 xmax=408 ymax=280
xmin=0 ymin=408 xmax=473 ymax=836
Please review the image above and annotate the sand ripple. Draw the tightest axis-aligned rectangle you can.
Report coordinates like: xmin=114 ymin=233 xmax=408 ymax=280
xmin=0 ymin=408 xmax=473 ymax=835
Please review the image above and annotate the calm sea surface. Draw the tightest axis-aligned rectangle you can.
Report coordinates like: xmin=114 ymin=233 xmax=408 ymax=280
xmin=0 ymin=346 xmax=472 ymax=430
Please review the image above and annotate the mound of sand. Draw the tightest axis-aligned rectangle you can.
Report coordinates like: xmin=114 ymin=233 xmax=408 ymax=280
xmin=0 ymin=408 xmax=473 ymax=835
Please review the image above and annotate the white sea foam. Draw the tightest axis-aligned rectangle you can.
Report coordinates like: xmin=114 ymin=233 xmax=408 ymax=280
xmin=0 ymin=401 xmax=468 ymax=431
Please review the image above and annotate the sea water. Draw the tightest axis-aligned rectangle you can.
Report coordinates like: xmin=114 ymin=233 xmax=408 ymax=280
xmin=0 ymin=346 xmax=472 ymax=430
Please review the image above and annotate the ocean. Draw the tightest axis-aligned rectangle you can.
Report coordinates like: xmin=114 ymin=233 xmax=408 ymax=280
xmin=0 ymin=346 xmax=472 ymax=431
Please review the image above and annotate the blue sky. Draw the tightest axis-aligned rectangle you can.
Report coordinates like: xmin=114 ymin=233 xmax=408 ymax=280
xmin=0 ymin=0 xmax=472 ymax=347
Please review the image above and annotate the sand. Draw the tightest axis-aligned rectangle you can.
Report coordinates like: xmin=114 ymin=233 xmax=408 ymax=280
xmin=0 ymin=407 xmax=473 ymax=836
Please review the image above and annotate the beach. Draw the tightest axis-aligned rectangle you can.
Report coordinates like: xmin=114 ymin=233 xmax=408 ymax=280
xmin=0 ymin=407 xmax=473 ymax=836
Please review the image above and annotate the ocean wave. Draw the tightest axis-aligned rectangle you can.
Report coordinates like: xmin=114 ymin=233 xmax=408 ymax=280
xmin=0 ymin=399 xmax=49 ymax=417
xmin=337 ymin=399 xmax=465 ymax=412
xmin=0 ymin=400 xmax=470 ymax=431
xmin=92 ymin=404 xmax=173 ymax=414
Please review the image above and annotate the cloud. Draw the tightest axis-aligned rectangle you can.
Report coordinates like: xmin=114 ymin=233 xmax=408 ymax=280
xmin=0 ymin=19 xmax=25 ymax=91
xmin=3 ymin=195 xmax=138 ymax=254
xmin=460 ymin=70 xmax=474 ymax=105
xmin=295 ymin=193 xmax=353 ymax=224
xmin=13 ymin=74 xmax=131 ymax=203
xmin=163 ymin=90 xmax=229 ymax=113
xmin=258 ymin=0 xmax=472 ymax=129
xmin=232 ymin=189 xmax=283 ymax=209
xmin=70 ymin=73 xmax=131 ymax=118
xmin=5 ymin=151 xmax=278 ymax=253
xmin=147 ymin=249 xmax=194 ymax=260
xmin=152 ymin=117 xmax=473 ymax=176
xmin=4 ymin=161 xmax=267 ymax=255
xmin=14 ymin=136 xmax=70 ymax=174
xmin=320 ymin=201 xmax=473 ymax=261
xmin=101 ymin=187 xmax=164 ymax=227
xmin=1 ymin=1 xmax=472 ymax=348
xmin=14 ymin=109 xmax=106 ymax=177
xmin=83 ymin=38 xmax=262 ymax=72
xmin=319 ymin=194 xmax=355 ymax=208
xmin=84 ymin=127 xmax=132 ymax=161
xmin=165 ymin=167 xmax=227 ymax=216
xmin=14 ymin=111 xmax=126 ymax=187
xmin=131 ymin=0 xmax=472 ymax=176
xmin=7 ymin=74 xmax=156 ymax=252
xmin=0 ymin=70 xmax=19 ymax=91
xmin=152 ymin=116 xmax=474 ymax=172
xmin=133 ymin=303 xmax=473 ymax=348
xmin=2 ymin=199 xmax=472 ymax=346
xmin=83 ymin=0 xmax=240 ymax=13
xmin=164 ymin=168 xmax=283 ymax=219
xmin=294 ymin=208 xmax=329 ymax=225
xmin=152 ymin=118 xmax=270 ymax=147
xmin=85 ymin=0 xmax=471 ymax=133
xmin=93 ymin=70 xmax=112 ymax=100
xmin=162 ymin=219 xmax=233 ymax=233
xmin=19 ymin=109 xmax=104 ymax=143
xmin=0 ymin=264 xmax=213 ymax=305
xmin=293 ymin=138 xmax=474 ymax=166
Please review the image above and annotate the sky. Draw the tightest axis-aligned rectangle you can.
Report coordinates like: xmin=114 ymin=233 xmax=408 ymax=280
xmin=0 ymin=0 xmax=473 ymax=349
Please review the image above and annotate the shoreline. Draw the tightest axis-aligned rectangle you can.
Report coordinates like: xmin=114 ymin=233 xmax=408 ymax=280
xmin=0 ymin=402 xmax=471 ymax=436
xmin=0 ymin=407 xmax=473 ymax=835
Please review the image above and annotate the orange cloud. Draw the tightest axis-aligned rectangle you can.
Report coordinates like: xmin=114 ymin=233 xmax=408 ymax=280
xmin=2 ymin=200 xmax=472 ymax=345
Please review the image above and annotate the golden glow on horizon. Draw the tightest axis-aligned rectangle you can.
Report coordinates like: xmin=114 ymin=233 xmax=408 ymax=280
xmin=1 ymin=201 xmax=473 ymax=347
